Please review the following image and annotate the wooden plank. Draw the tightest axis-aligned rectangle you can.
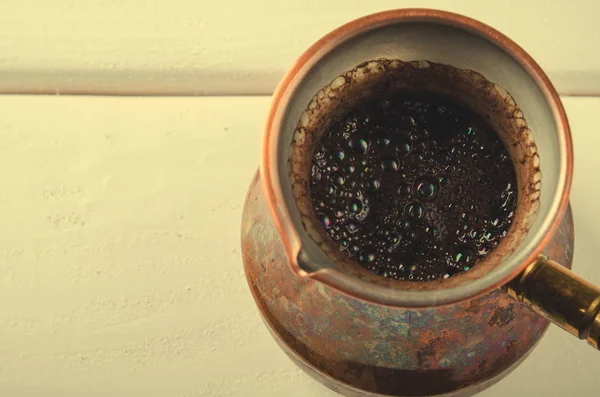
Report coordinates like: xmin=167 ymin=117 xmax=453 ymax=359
xmin=1 ymin=1 xmax=599 ymax=95
xmin=0 ymin=95 xmax=596 ymax=396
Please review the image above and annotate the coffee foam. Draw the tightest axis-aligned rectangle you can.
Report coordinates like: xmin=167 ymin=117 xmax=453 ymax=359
xmin=288 ymin=59 xmax=540 ymax=288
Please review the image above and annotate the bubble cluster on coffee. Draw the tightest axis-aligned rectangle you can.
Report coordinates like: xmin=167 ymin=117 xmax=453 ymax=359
xmin=310 ymin=92 xmax=517 ymax=281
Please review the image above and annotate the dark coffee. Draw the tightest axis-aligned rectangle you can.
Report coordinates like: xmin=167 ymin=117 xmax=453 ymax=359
xmin=310 ymin=92 xmax=517 ymax=281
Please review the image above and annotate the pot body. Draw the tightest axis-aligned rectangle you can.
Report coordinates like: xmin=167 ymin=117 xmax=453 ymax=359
xmin=242 ymin=174 xmax=574 ymax=397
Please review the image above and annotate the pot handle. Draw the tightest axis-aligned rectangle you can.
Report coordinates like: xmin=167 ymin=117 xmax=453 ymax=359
xmin=507 ymin=255 xmax=600 ymax=350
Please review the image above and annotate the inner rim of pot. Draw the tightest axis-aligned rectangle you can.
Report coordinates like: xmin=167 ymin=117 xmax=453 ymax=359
xmin=288 ymin=59 xmax=540 ymax=292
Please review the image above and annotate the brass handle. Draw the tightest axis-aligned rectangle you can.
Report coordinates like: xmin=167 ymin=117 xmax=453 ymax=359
xmin=508 ymin=256 xmax=600 ymax=350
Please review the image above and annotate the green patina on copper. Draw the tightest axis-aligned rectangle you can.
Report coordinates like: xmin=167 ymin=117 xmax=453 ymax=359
xmin=242 ymin=174 xmax=574 ymax=397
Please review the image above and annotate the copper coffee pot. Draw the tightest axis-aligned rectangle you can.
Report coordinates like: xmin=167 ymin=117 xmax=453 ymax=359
xmin=242 ymin=9 xmax=598 ymax=397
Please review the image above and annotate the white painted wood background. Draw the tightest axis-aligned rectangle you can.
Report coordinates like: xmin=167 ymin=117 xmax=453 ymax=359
xmin=0 ymin=96 xmax=598 ymax=397
xmin=1 ymin=2 xmax=599 ymax=397
xmin=0 ymin=95 xmax=598 ymax=397
xmin=1 ymin=0 xmax=600 ymax=95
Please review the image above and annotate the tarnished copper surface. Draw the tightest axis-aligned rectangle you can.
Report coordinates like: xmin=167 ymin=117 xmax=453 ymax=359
xmin=242 ymin=174 xmax=575 ymax=396
xmin=508 ymin=257 xmax=600 ymax=350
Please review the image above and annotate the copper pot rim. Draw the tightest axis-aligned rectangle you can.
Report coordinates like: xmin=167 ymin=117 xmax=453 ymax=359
xmin=260 ymin=8 xmax=573 ymax=307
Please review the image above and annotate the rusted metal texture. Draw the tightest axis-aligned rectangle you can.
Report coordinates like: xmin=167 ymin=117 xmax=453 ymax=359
xmin=242 ymin=174 xmax=574 ymax=396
